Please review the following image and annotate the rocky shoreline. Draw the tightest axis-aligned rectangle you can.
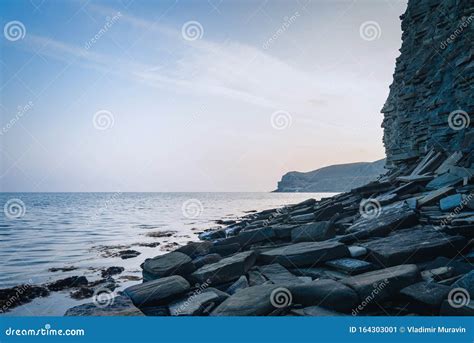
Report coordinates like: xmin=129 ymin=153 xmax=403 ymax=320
xmin=59 ymin=149 xmax=473 ymax=316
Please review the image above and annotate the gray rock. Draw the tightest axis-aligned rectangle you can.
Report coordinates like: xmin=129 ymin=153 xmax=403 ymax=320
xmin=290 ymin=213 xmax=316 ymax=223
xmin=258 ymin=264 xmax=302 ymax=284
xmin=348 ymin=246 xmax=367 ymax=258
xmin=452 ymin=270 xmax=474 ymax=297
xmin=341 ymin=264 xmax=419 ymax=303
xmin=64 ymin=295 xmax=143 ymax=316
xmin=400 ymin=281 xmax=450 ymax=309
xmin=325 ymin=258 xmax=375 ymax=275
xmin=288 ymin=279 xmax=359 ymax=312
xmin=193 ymin=253 xmax=221 ymax=269
xmin=259 ymin=241 xmax=349 ymax=267
xmin=362 ymin=227 xmax=466 ymax=266
xmin=226 ymin=275 xmax=248 ymax=295
xmin=169 ymin=290 xmax=223 ymax=316
xmin=248 ymin=269 xmax=268 ymax=286
xmin=209 ymin=243 xmax=240 ymax=257
xmin=142 ymin=251 xmax=195 ymax=281
xmin=214 ymin=227 xmax=275 ymax=248
xmin=211 ymin=284 xmax=280 ymax=316
xmin=124 ymin=275 xmax=190 ymax=307
xmin=191 ymin=251 xmax=257 ymax=284
xmin=440 ymin=300 xmax=474 ymax=316
xmin=270 ymin=224 xmax=298 ymax=239
xmin=177 ymin=242 xmax=213 ymax=258
xmin=291 ymin=221 xmax=335 ymax=243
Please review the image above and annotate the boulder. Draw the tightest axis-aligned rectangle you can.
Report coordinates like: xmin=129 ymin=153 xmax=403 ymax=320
xmin=270 ymin=224 xmax=299 ymax=239
xmin=64 ymin=295 xmax=144 ymax=316
xmin=341 ymin=264 xmax=419 ymax=303
xmin=101 ymin=266 xmax=125 ymax=278
xmin=291 ymin=221 xmax=335 ymax=243
xmin=177 ymin=242 xmax=213 ymax=258
xmin=288 ymin=279 xmax=359 ymax=312
xmin=325 ymin=258 xmax=375 ymax=275
xmin=169 ymin=289 xmax=225 ymax=316
xmin=400 ymin=281 xmax=450 ymax=309
xmin=191 ymin=251 xmax=257 ymax=284
xmin=209 ymin=243 xmax=240 ymax=257
xmin=193 ymin=253 xmax=222 ymax=269
xmin=47 ymin=276 xmax=88 ymax=291
xmin=226 ymin=275 xmax=249 ymax=295
xmin=259 ymin=241 xmax=349 ymax=267
xmin=248 ymin=269 xmax=268 ymax=286
xmin=124 ymin=275 xmax=190 ymax=307
xmin=362 ymin=227 xmax=466 ymax=266
xmin=142 ymin=252 xmax=195 ymax=281
xmin=214 ymin=227 xmax=275 ymax=248
xmin=258 ymin=264 xmax=302 ymax=284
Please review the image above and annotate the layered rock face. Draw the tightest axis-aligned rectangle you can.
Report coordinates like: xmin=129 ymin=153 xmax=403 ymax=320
xmin=382 ymin=0 xmax=473 ymax=170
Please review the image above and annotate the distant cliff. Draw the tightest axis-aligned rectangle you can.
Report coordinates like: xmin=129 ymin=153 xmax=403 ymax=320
xmin=275 ymin=159 xmax=386 ymax=193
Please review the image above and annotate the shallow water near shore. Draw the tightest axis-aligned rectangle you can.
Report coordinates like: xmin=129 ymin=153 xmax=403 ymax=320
xmin=0 ymin=192 xmax=335 ymax=316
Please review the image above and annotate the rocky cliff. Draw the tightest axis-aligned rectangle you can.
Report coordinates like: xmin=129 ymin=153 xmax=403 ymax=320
xmin=276 ymin=159 xmax=386 ymax=193
xmin=382 ymin=0 xmax=473 ymax=170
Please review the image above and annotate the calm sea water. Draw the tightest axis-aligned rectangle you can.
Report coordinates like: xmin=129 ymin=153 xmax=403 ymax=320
xmin=0 ymin=192 xmax=335 ymax=315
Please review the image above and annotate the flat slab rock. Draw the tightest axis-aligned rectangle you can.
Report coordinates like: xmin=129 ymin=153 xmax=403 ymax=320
xmin=291 ymin=221 xmax=335 ymax=243
xmin=65 ymin=295 xmax=144 ymax=316
xmin=142 ymin=251 xmax=195 ymax=281
xmin=400 ymin=281 xmax=450 ymax=309
xmin=124 ymin=275 xmax=190 ymax=307
xmin=169 ymin=289 xmax=227 ymax=316
xmin=258 ymin=264 xmax=302 ymax=284
xmin=325 ymin=258 xmax=375 ymax=275
xmin=361 ymin=226 xmax=466 ymax=266
xmin=259 ymin=241 xmax=349 ymax=267
xmin=341 ymin=264 xmax=419 ymax=303
xmin=191 ymin=251 xmax=256 ymax=285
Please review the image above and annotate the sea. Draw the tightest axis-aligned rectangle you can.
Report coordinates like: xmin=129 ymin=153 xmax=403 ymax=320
xmin=0 ymin=192 xmax=336 ymax=316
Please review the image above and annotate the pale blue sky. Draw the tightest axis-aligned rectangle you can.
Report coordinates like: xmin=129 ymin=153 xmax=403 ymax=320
xmin=0 ymin=0 xmax=407 ymax=192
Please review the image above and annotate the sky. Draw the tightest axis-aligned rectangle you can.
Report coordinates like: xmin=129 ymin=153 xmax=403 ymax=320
xmin=0 ymin=0 xmax=408 ymax=192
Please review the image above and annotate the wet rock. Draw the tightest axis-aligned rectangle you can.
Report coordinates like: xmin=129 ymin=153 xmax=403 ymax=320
xmin=65 ymin=295 xmax=144 ymax=316
xmin=226 ymin=275 xmax=248 ymax=295
xmin=47 ymin=276 xmax=88 ymax=291
xmin=193 ymin=253 xmax=221 ymax=269
xmin=142 ymin=252 xmax=195 ymax=281
xmin=248 ymin=269 xmax=268 ymax=286
xmin=288 ymin=279 xmax=359 ymax=312
xmin=124 ymin=275 xmax=190 ymax=307
xmin=145 ymin=230 xmax=177 ymax=238
xmin=214 ymin=227 xmax=275 ymax=248
xmin=258 ymin=264 xmax=302 ymax=284
xmin=291 ymin=221 xmax=335 ymax=243
xmin=70 ymin=287 xmax=94 ymax=300
xmin=177 ymin=241 xmax=213 ymax=259
xmin=118 ymin=250 xmax=141 ymax=259
xmin=341 ymin=264 xmax=419 ymax=303
xmin=169 ymin=289 xmax=227 ymax=316
xmin=325 ymin=258 xmax=375 ymax=275
xmin=191 ymin=251 xmax=256 ymax=284
xmin=48 ymin=266 xmax=78 ymax=273
xmin=209 ymin=243 xmax=240 ymax=257
xmin=101 ymin=266 xmax=125 ymax=278
xmin=259 ymin=241 xmax=349 ymax=267
xmin=211 ymin=284 xmax=280 ymax=316
xmin=362 ymin=227 xmax=466 ymax=266
xmin=290 ymin=213 xmax=316 ymax=223
xmin=399 ymin=281 xmax=450 ymax=310
xmin=0 ymin=284 xmax=49 ymax=313
xmin=269 ymin=224 xmax=298 ymax=239
xmin=348 ymin=246 xmax=367 ymax=258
